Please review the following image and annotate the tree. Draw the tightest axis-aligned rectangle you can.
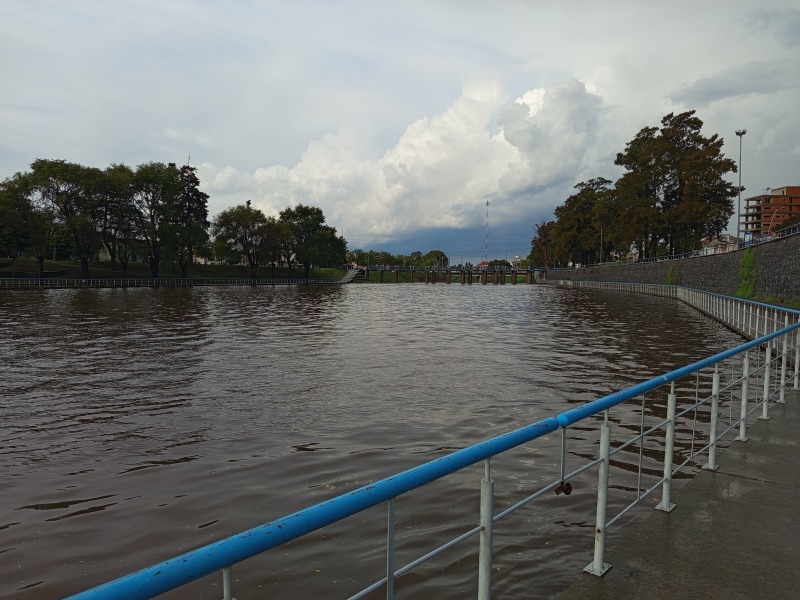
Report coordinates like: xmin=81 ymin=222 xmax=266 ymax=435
xmin=1 ymin=172 xmax=57 ymax=275
xmin=211 ymin=201 xmax=272 ymax=278
xmin=423 ymin=250 xmax=448 ymax=267
xmin=313 ymin=225 xmax=347 ymax=268
xmin=98 ymin=163 xmax=138 ymax=275
xmin=0 ymin=185 xmax=20 ymax=257
xmin=24 ymin=159 xmax=104 ymax=279
xmin=169 ymin=165 xmax=210 ymax=277
xmin=551 ymin=178 xmax=612 ymax=266
xmin=614 ymin=111 xmax=736 ymax=257
xmin=488 ymin=259 xmax=512 ymax=268
xmin=530 ymin=220 xmax=555 ymax=269
xmin=132 ymin=162 xmax=181 ymax=278
xmin=347 ymin=248 xmax=368 ymax=266
xmin=278 ymin=204 xmax=329 ymax=278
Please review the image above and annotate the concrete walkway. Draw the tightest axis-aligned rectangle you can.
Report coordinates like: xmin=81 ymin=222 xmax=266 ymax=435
xmin=557 ymin=389 xmax=800 ymax=600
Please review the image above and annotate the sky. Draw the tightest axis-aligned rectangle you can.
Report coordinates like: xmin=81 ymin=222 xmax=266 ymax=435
xmin=2 ymin=1 xmax=799 ymax=264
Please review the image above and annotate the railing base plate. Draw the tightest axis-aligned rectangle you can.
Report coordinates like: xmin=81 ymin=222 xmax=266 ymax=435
xmin=583 ymin=562 xmax=611 ymax=577
xmin=655 ymin=501 xmax=676 ymax=513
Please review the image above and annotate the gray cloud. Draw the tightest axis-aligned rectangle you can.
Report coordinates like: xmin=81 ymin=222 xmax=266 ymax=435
xmin=2 ymin=1 xmax=799 ymax=262
xmin=745 ymin=8 xmax=800 ymax=47
xmin=668 ymin=58 xmax=800 ymax=107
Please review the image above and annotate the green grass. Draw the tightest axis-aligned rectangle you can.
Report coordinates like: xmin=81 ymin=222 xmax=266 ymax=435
xmin=736 ymin=248 xmax=757 ymax=299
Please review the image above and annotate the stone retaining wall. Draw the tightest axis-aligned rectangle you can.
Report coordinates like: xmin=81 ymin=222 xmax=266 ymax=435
xmin=547 ymin=233 xmax=800 ymax=303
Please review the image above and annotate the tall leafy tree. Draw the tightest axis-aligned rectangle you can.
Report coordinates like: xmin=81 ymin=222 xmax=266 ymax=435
xmin=0 ymin=185 xmax=21 ymax=257
xmin=211 ymin=201 xmax=272 ymax=278
xmin=551 ymin=178 xmax=612 ymax=265
xmin=530 ymin=220 xmax=555 ymax=269
xmin=98 ymin=163 xmax=138 ymax=274
xmin=278 ymin=204 xmax=328 ymax=278
xmin=170 ymin=165 xmax=210 ymax=277
xmin=613 ymin=126 xmax=664 ymax=260
xmin=26 ymin=159 xmax=103 ymax=279
xmin=132 ymin=162 xmax=181 ymax=278
xmin=1 ymin=172 xmax=57 ymax=275
xmin=614 ymin=111 xmax=736 ymax=256
xmin=656 ymin=111 xmax=737 ymax=253
xmin=315 ymin=225 xmax=347 ymax=268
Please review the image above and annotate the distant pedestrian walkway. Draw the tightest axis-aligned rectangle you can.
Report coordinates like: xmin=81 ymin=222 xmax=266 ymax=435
xmin=557 ymin=389 xmax=800 ymax=600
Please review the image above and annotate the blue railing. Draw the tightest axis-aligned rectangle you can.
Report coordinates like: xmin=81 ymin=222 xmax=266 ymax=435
xmin=68 ymin=285 xmax=800 ymax=599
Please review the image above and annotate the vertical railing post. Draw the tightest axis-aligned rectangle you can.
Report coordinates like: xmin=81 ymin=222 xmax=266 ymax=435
xmin=737 ymin=351 xmax=750 ymax=442
xmin=703 ymin=366 xmax=720 ymax=471
xmin=478 ymin=458 xmax=493 ymax=600
xmin=779 ymin=315 xmax=788 ymax=403
xmin=656 ymin=382 xmax=677 ymax=513
xmin=739 ymin=299 xmax=744 ymax=331
xmin=761 ymin=346 xmax=772 ymax=420
xmin=794 ymin=326 xmax=799 ymax=390
xmin=222 ymin=566 xmax=234 ymax=600
xmin=386 ymin=498 xmax=395 ymax=600
xmin=584 ymin=412 xmax=611 ymax=576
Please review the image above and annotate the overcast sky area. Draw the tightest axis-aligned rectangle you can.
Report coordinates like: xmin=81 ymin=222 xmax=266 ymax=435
xmin=2 ymin=1 xmax=799 ymax=263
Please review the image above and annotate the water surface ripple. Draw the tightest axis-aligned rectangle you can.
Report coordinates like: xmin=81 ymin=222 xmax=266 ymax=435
xmin=0 ymin=284 xmax=743 ymax=598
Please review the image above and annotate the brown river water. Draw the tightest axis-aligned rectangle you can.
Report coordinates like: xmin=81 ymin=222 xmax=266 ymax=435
xmin=0 ymin=284 xmax=744 ymax=599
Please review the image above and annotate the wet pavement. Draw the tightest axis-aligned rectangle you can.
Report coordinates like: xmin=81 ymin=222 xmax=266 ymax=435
xmin=557 ymin=389 xmax=800 ymax=600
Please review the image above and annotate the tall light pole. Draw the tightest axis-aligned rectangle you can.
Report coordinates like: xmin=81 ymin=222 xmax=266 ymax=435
xmin=735 ymin=129 xmax=747 ymax=242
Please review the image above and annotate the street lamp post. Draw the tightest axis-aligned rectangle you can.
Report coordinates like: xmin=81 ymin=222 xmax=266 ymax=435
xmin=735 ymin=129 xmax=747 ymax=243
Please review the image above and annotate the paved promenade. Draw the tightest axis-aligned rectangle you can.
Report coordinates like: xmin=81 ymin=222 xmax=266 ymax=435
xmin=557 ymin=388 xmax=800 ymax=600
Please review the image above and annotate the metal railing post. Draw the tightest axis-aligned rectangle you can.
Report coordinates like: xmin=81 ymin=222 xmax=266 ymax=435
xmin=795 ymin=327 xmax=800 ymax=390
xmin=387 ymin=498 xmax=395 ymax=600
xmin=584 ymin=411 xmax=611 ymax=576
xmin=779 ymin=315 xmax=788 ymax=403
xmin=761 ymin=346 xmax=772 ymax=420
xmin=478 ymin=458 xmax=493 ymax=600
xmin=222 ymin=566 xmax=235 ymax=600
xmin=703 ymin=366 xmax=720 ymax=471
xmin=656 ymin=382 xmax=677 ymax=513
xmin=737 ymin=351 xmax=750 ymax=442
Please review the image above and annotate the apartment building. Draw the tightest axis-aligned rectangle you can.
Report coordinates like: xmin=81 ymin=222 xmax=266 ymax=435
xmin=741 ymin=185 xmax=800 ymax=237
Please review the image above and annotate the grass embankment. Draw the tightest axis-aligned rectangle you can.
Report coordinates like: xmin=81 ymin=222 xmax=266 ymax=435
xmin=0 ymin=258 xmax=346 ymax=281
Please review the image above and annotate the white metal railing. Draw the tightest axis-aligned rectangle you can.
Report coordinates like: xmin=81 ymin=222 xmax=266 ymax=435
xmin=67 ymin=285 xmax=800 ymax=600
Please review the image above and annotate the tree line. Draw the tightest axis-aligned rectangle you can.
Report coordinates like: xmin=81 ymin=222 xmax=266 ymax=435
xmin=530 ymin=111 xmax=739 ymax=268
xmin=0 ymin=159 xmax=347 ymax=279
xmin=345 ymin=248 xmax=452 ymax=268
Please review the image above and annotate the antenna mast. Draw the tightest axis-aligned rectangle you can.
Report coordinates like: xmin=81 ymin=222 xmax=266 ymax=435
xmin=484 ymin=199 xmax=489 ymax=263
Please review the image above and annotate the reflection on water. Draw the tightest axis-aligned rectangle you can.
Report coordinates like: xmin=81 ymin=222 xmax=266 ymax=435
xmin=0 ymin=284 xmax=743 ymax=598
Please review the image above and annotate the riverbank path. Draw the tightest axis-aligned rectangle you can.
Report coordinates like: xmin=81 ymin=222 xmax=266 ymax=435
xmin=557 ymin=389 xmax=800 ymax=600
